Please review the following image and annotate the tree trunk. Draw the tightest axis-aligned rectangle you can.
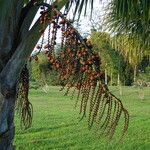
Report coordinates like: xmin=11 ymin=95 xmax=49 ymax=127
xmin=0 ymin=84 xmax=16 ymax=150
xmin=105 ymin=69 xmax=108 ymax=85
xmin=117 ymin=73 xmax=120 ymax=86
xmin=133 ymin=65 xmax=137 ymax=83
xmin=117 ymin=73 xmax=122 ymax=96
xmin=110 ymin=71 xmax=113 ymax=86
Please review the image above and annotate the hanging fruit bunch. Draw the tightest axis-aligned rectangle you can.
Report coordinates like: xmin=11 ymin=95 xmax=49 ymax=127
xmin=17 ymin=4 xmax=129 ymax=140
xmin=16 ymin=65 xmax=33 ymax=129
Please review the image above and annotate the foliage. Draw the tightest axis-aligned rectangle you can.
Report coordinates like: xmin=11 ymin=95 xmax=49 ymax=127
xmin=110 ymin=35 xmax=149 ymax=83
xmin=123 ymin=64 xmax=134 ymax=86
xmin=31 ymin=53 xmax=61 ymax=86
xmin=90 ymin=31 xmax=134 ymax=85
xmin=136 ymin=66 xmax=150 ymax=87
xmin=29 ymin=81 xmax=39 ymax=90
xmin=111 ymin=35 xmax=146 ymax=67
xmin=105 ymin=0 xmax=150 ymax=51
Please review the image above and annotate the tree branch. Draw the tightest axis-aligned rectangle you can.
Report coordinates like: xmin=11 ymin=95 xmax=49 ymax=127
xmin=0 ymin=0 xmax=24 ymax=64
xmin=0 ymin=0 xmax=69 ymax=93
xmin=19 ymin=0 xmax=43 ymax=40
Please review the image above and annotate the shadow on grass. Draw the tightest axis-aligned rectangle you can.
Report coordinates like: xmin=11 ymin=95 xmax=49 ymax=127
xmin=18 ymin=122 xmax=78 ymax=135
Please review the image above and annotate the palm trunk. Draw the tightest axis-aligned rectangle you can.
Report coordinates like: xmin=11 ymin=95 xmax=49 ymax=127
xmin=133 ymin=65 xmax=137 ymax=83
xmin=110 ymin=71 xmax=113 ymax=86
xmin=0 ymin=85 xmax=16 ymax=150
xmin=105 ymin=69 xmax=108 ymax=85
xmin=117 ymin=73 xmax=120 ymax=86
xmin=117 ymin=73 xmax=122 ymax=96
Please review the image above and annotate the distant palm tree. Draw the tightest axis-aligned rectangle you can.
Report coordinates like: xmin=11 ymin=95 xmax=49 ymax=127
xmin=104 ymin=0 xmax=150 ymax=51
xmin=111 ymin=35 xmax=143 ymax=82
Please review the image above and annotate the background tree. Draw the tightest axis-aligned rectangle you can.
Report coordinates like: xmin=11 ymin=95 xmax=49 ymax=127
xmin=90 ymin=31 xmax=134 ymax=86
xmin=105 ymin=0 xmax=150 ymax=51
xmin=111 ymin=35 xmax=149 ymax=83
xmin=31 ymin=53 xmax=60 ymax=87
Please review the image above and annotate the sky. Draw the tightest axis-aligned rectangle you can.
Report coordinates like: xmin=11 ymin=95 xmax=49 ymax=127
xmin=66 ymin=0 xmax=108 ymax=36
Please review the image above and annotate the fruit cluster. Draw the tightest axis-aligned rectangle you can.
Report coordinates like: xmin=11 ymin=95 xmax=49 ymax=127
xmin=16 ymin=65 xmax=33 ymax=129
xmin=21 ymin=5 xmax=129 ymax=140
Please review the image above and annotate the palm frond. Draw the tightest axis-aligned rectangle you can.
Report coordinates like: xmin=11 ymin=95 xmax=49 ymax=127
xmin=64 ymin=0 xmax=99 ymax=19
xmin=105 ymin=0 xmax=150 ymax=50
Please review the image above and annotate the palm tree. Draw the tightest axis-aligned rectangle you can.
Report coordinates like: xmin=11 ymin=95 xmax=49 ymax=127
xmin=111 ymin=35 xmax=144 ymax=82
xmin=105 ymin=0 xmax=150 ymax=52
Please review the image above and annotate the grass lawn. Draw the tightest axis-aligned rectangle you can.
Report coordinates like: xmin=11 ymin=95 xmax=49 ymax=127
xmin=14 ymin=86 xmax=150 ymax=150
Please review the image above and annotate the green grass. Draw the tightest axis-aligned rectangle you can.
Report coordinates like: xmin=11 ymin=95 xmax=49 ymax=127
xmin=14 ymin=86 xmax=150 ymax=150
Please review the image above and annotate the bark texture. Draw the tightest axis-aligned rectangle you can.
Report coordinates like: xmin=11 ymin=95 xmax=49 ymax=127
xmin=0 ymin=1 xmax=23 ymax=149
xmin=0 ymin=86 xmax=16 ymax=150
